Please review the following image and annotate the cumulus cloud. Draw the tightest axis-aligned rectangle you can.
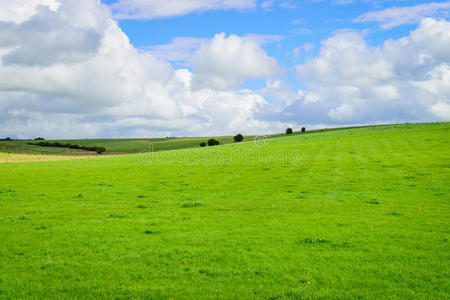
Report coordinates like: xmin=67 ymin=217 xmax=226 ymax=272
xmin=110 ymin=0 xmax=257 ymax=20
xmin=191 ymin=33 xmax=283 ymax=90
xmin=0 ymin=0 xmax=59 ymax=23
xmin=0 ymin=0 xmax=284 ymax=138
xmin=145 ymin=33 xmax=281 ymax=65
xmin=354 ymin=2 xmax=450 ymax=29
xmin=0 ymin=1 xmax=110 ymax=66
xmin=430 ymin=101 xmax=450 ymax=119
xmin=276 ymin=18 xmax=450 ymax=125
xmin=258 ymin=80 xmax=302 ymax=108
xmin=1 ymin=0 xmax=449 ymax=139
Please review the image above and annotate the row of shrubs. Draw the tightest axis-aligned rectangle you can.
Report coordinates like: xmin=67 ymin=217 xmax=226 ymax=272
xmin=199 ymin=133 xmax=244 ymax=148
xmin=1 ymin=137 xmax=46 ymax=141
xmin=28 ymin=141 xmax=106 ymax=154
xmin=286 ymin=127 xmax=306 ymax=134
xmin=198 ymin=127 xmax=307 ymax=148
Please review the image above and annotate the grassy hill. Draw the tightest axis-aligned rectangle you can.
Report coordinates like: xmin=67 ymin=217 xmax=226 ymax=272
xmin=0 ymin=136 xmax=237 ymax=156
xmin=0 ymin=123 xmax=449 ymax=298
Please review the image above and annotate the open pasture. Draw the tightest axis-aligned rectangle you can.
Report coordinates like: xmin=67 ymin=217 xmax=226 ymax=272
xmin=0 ymin=136 xmax=237 ymax=156
xmin=0 ymin=123 xmax=449 ymax=298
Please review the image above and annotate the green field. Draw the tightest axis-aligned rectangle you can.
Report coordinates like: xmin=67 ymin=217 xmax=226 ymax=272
xmin=0 ymin=123 xmax=449 ymax=298
xmin=0 ymin=136 xmax=238 ymax=156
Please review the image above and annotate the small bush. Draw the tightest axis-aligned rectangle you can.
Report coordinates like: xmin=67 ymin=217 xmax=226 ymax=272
xmin=182 ymin=202 xmax=204 ymax=208
xmin=95 ymin=147 xmax=106 ymax=154
xmin=199 ymin=142 xmax=206 ymax=147
xmin=144 ymin=230 xmax=161 ymax=235
xmin=110 ymin=214 xmax=125 ymax=219
xmin=286 ymin=128 xmax=293 ymax=134
xmin=233 ymin=134 xmax=244 ymax=142
xmin=301 ymin=127 xmax=306 ymax=133
xmin=388 ymin=211 xmax=403 ymax=216
xmin=207 ymin=138 xmax=220 ymax=146
xmin=298 ymin=238 xmax=330 ymax=245
xmin=366 ymin=199 xmax=380 ymax=205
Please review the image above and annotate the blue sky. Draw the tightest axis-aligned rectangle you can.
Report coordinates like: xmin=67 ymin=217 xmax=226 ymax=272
xmin=110 ymin=0 xmax=445 ymax=87
xmin=0 ymin=0 xmax=449 ymax=138
xmin=103 ymin=0 xmax=449 ymax=100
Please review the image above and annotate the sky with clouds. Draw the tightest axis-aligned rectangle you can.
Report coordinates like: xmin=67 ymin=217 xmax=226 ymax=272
xmin=0 ymin=0 xmax=449 ymax=138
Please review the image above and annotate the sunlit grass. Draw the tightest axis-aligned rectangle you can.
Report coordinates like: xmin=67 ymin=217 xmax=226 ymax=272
xmin=0 ymin=123 xmax=448 ymax=298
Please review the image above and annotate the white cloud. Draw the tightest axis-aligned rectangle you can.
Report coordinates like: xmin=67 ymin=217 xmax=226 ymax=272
xmin=145 ymin=33 xmax=282 ymax=64
xmin=241 ymin=33 xmax=283 ymax=45
xmin=328 ymin=104 xmax=353 ymax=122
xmin=304 ymin=93 xmax=320 ymax=103
xmin=190 ymin=33 xmax=283 ymax=90
xmin=291 ymin=18 xmax=303 ymax=25
xmin=143 ymin=37 xmax=207 ymax=64
xmin=0 ymin=0 xmax=285 ymax=138
xmin=110 ymin=0 xmax=257 ymax=20
xmin=292 ymin=27 xmax=313 ymax=34
xmin=0 ymin=1 xmax=110 ymax=66
xmin=333 ymin=0 xmax=354 ymax=5
xmin=258 ymin=79 xmax=302 ymax=107
xmin=260 ymin=0 xmax=296 ymax=10
xmin=354 ymin=2 xmax=450 ymax=29
xmin=109 ymin=0 xmax=297 ymax=20
xmin=280 ymin=18 xmax=450 ymax=125
xmin=430 ymin=101 xmax=450 ymax=120
xmin=293 ymin=43 xmax=315 ymax=60
xmin=0 ymin=0 xmax=59 ymax=23
xmin=1 ymin=1 xmax=449 ymax=139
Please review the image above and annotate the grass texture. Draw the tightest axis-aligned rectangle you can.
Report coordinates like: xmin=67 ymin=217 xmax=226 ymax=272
xmin=0 ymin=123 xmax=448 ymax=298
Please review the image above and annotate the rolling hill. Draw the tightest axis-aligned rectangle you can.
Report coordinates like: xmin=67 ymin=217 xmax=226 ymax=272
xmin=0 ymin=122 xmax=448 ymax=298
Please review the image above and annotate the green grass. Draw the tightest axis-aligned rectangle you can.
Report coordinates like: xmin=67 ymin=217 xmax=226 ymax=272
xmin=0 ymin=136 xmax=237 ymax=155
xmin=0 ymin=123 xmax=449 ymax=299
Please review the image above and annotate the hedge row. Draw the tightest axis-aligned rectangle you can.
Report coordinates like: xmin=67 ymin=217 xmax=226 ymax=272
xmin=28 ymin=141 xmax=106 ymax=154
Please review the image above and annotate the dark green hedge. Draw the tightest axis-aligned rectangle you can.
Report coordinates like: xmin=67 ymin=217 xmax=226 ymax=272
xmin=28 ymin=141 xmax=106 ymax=154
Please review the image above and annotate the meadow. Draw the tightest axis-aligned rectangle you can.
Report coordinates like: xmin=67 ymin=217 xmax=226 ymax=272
xmin=0 ymin=123 xmax=449 ymax=299
xmin=0 ymin=136 xmax=237 ymax=157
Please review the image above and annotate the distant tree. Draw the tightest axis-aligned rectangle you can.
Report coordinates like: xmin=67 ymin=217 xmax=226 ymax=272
xmin=207 ymin=138 xmax=220 ymax=146
xmin=96 ymin=147 xmax=106 ymax=154
xmin=5 ymin=137 xmax=11 ymax=141
xmin=233 ymin=134 xmax=244 ymax=143
xmin=199 ymin=142 xmax=206 ymax=147
xmin=301 ymin=127 xmax=306 ymax=133
xmin=34 ymin=137 xmax=45 ymax=140
xmin=286 ymin=128 xmax=293 ymax=134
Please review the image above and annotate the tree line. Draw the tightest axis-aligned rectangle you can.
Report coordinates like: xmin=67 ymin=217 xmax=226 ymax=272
xmin=198 ymin=128 xmax=305 ymax=148
xmin=28 ymin=141 xmax=106 ymax=154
